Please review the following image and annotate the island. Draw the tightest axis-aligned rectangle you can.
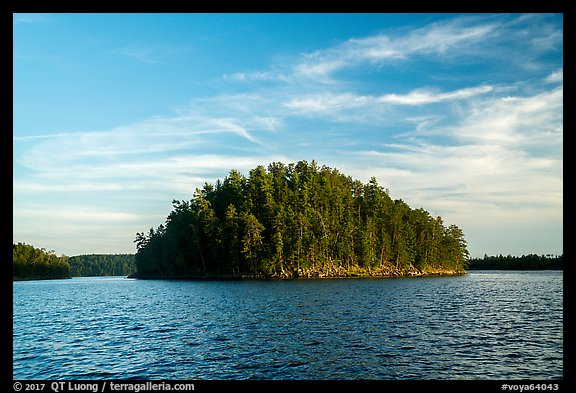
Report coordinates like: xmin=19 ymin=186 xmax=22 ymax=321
xmin=134 ymin=160 xmax=469 ymax=279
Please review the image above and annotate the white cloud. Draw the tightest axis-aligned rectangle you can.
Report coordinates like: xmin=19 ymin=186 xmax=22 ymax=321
xmin=452 ymin=86 xmax=563 ymax=147
xmin=256 ymin=14 xmax=562 ymax=89
xmin=111 ymin=44 xmax=194 ymax=64
xmin=223 ymin=71 xmax=281 ymax=82
xmin=402 ymin=22 xmax=497 ymax=54
xmin=544 ymin=68 xmax=563 ymax=83
xmin=348 ymin=83 xmax=563 ymax=233
xmin=377 ymin=85 xmax=493 ymax=105
xmin=284 ymin=92 xmax=371 ymax=113
xmin=357 ymin=141 xmax=562 ymax=224
xmin=13 ymin=181 xmax=135 ymax=194
xmin=292 ymin=16 xmax=499 ymax=79
xmin=15 ymin=208 xmax=142 ymax=223
xmin=294 ymin=59 xmax=348 ymax=79
xmin=112 ymin=46 xmax=164 ymax=64
xmin=282 ymin=85 xmax=494 ymax=120
xmin=16 ymin=108 xmax=279 ymax=174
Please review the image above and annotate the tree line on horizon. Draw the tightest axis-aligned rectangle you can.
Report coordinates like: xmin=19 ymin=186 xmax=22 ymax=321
xmin=134 ymin=160 xmax=470 ymax=279
xmin=68 ymin=254 xmax=136 ymax=277
xmin=13 ymin=242 xmax=136 ymax=280
xmin=468 ymin=254 xmax=563 ymax=270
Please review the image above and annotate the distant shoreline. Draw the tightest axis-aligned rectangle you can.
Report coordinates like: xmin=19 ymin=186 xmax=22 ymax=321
xmin=467 ymin=267 xmax=562 ymax=271
xmin=14 ymin=267 xmax=562 ymax=282
xmin=13 ymin=276 xmax=71 ymax=282
xmin=468 ymin=254 xmax=562 ymax=270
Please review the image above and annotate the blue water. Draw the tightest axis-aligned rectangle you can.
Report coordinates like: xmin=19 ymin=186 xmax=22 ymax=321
xmin=12 ymin=271 xmax=563 ymax=380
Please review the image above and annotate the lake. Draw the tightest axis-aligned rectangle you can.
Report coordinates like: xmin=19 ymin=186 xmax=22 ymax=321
xmin=12 ymin=271 xmax=563 ymax=380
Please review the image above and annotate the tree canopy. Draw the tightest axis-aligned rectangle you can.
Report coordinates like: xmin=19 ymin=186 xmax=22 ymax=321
xmin=13 ymin=242 xmax=71 ymax=280
xmin=134 ymin=161 xmax=469 ymax=279
xmin=68 ymin=254 xmax=136 ymax=277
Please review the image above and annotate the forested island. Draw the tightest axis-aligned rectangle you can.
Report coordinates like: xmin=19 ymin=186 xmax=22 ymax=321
xmin=134 ymin=160 xmax=469 ymax=279
xmin=13 ymin=242 xmax=71 ymax=280
xmin=468 ymin=254 xmax=563 ymax=270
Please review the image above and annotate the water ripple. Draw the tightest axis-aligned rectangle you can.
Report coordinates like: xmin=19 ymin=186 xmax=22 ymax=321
xmin=13 ymin=272 xmax=563 ymax=380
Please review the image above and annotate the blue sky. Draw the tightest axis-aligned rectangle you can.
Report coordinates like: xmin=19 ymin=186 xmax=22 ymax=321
xmin=13 ymin=13 xmax=563 ymax=258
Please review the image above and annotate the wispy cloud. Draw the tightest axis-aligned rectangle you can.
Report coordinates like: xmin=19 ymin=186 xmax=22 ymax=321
xmin=225 ymin=14 xmax=561 ymax=86
xmin=451 ymin=86 xmax=563 ymax=147
xmin=292 ymin=16 xmax=499 ymax=80
xmin=544 ymin=68 xmax=563 ymax=84
xmin=223 ymin=71 xmax=288 ymax=83
xmin=282 ymin=85 xmax=494 ymax=121
xmin=111 ymin=44 xmax=194 ymax=64
xmin=357 ymin=141 xmax=562 ymax=227
xmin=349 ymin=81 xmax=563 ymax=227
xmin=112 ymin=46 xmax=164 ymax=64
xmin=378 ymin=85 xmax=494 ymax=105
xmin=14 ymin=96 xmax=291 ymax=202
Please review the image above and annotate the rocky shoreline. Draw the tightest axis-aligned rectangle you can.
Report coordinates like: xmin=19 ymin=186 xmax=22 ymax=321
xmin=132 ymin=265 xmax=467 ymax=280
